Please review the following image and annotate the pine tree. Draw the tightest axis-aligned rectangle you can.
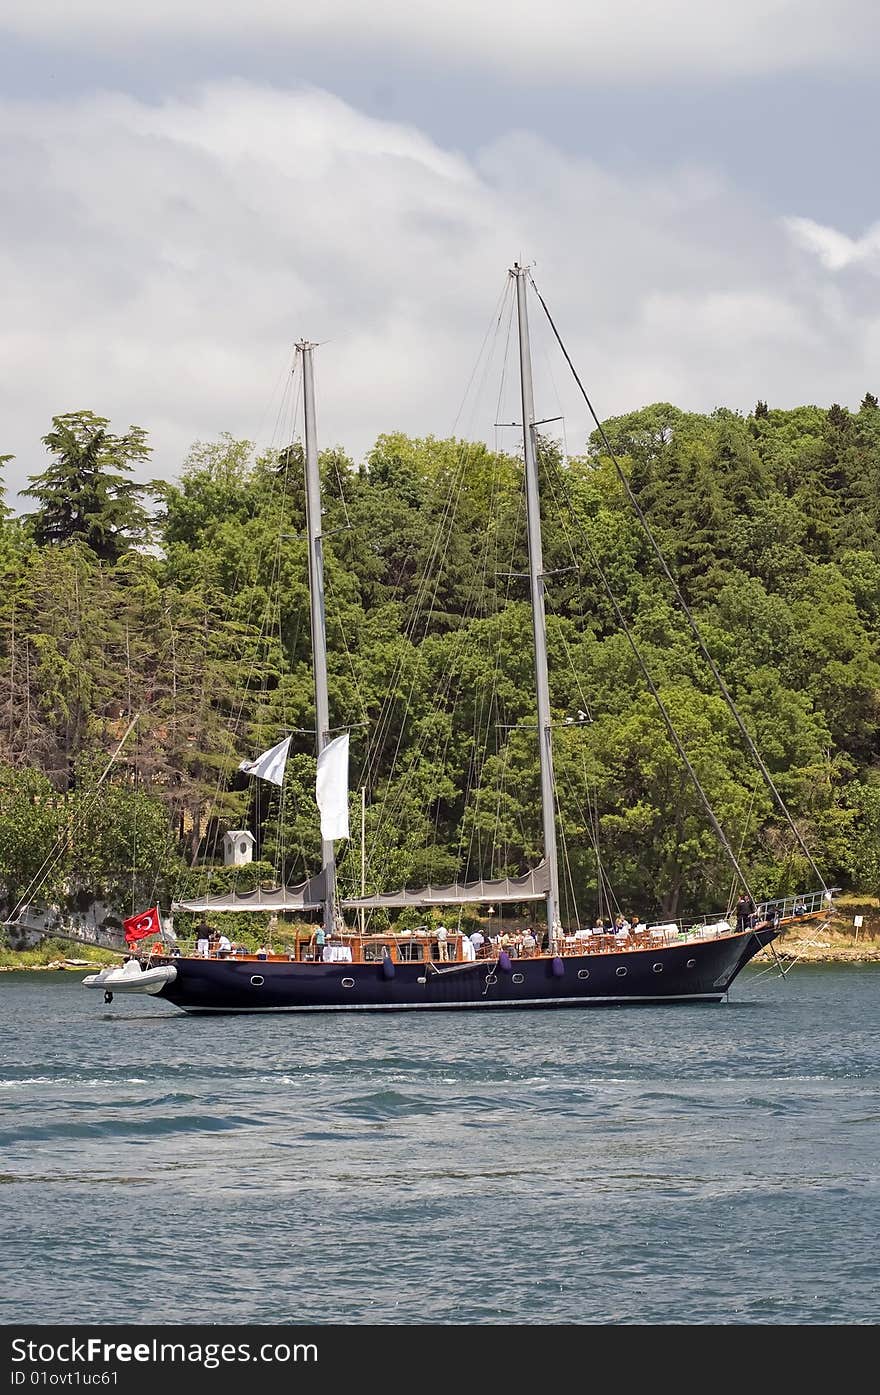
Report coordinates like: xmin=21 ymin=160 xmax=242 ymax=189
xmin=23 ymin=411 xmax=151 ymax=562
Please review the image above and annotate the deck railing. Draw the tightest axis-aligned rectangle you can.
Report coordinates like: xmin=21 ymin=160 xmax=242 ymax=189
xmin=672 ymin=887 xmax=836 ymax=940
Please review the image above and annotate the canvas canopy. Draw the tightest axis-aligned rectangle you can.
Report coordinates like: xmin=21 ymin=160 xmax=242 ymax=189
xmin=172 ymin=873 xmax=326 ymax=914
xmin=171 ymin=864 xmax=549 ymax=914
xmin=341 ymin=862 xmax=550 ymax=910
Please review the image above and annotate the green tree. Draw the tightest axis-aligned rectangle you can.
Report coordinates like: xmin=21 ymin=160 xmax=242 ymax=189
xmin=0 ymin=454 xmax=12 ymax=522
xmin=23 ymin=411 xmax=151 ymax=562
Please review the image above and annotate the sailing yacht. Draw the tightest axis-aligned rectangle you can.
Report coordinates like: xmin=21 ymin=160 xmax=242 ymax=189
xmin=84 ymin=265 xmax=832 ymax=1013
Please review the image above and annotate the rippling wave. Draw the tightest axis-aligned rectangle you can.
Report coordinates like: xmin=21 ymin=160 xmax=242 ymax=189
xmin=1 ymin=965 xmax=878 ymax=1324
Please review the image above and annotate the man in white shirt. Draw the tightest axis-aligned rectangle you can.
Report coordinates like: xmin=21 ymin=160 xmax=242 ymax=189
xmin=469 ymin=929 xmax=485 ymax=953
xmin=436 ymin=923 xmax=449 ymax=962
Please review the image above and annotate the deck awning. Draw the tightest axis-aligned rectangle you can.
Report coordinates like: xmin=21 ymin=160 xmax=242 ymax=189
xmin=172 ymin=873 xmax=325 ymax=914
xmin=171 ymin=863 xmax=549 ymax=914
xmin=341 ymin=861 xmax=550 ymax=910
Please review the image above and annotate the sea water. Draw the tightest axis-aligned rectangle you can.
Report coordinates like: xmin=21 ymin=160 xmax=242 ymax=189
xmin=1 ymin=964 xmax=878 ymax=1325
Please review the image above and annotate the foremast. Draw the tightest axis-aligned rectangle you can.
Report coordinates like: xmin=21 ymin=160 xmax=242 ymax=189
xmin=298 ymin=340 xmax=336 ymax=938
xmin=512 ymin=264 xmax=562 ymax=947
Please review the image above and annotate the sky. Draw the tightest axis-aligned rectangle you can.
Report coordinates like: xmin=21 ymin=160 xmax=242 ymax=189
xmin=1 ymin=0 xmax=879 ymax=505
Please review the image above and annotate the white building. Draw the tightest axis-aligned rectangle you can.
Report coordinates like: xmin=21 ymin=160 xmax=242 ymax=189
xmin=223 ymin=829 xmax=256 ymax=866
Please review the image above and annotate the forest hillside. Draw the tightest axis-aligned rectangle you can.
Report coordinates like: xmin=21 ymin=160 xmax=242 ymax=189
xmin=1 ymin=395 xmax=878 ymax=928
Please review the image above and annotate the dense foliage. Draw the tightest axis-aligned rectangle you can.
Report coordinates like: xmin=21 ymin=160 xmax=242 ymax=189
xmin=1 ymin=395 xmax=878 ymax=926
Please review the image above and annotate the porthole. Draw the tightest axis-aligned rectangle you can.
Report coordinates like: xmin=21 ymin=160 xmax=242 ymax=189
xmin=652 ymin=963 xmax=663 ymax=973
xmin=577 ymin=969 xmax=590 ymax=980
xmin=512 ymin=973 xmax=524 ymax=984
xmin=485 ymin=972 xmax=498 ymax=985
xmin=250 ymin=975 xmax=264 ymax=986
xmin=615 ymin=966 xmax=627 ymax=977
xmin=686 ymin=958 xmax=697 ymax=969
xmin=417 ymin=976 xmax=426 ymax=984
xmin=341 ymin=977 xmax=355 ymax=988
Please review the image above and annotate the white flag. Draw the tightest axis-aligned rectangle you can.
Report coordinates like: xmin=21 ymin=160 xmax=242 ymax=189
xmin=239 ymin=735 xmax=292 ymax=787
xmin=315 ymin=732 xmax=350 ymax=840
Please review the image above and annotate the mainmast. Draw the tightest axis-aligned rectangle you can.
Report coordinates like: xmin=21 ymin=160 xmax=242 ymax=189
xmin=511 ymin=264 xmax=562 ymax=946
xmin=298 ymin=340 xmax=336 ymax=937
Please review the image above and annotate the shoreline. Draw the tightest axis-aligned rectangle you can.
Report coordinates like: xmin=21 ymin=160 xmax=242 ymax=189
xmin=768 ymin=935 xmax=880 ymax=965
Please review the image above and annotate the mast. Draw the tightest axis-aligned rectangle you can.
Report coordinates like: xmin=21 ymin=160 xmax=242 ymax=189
xmin=511 ymin=264 xmax=562 ymax=946
xmin=298 ymin=340 xmax=336 ymax=937
xmin=360 ymin=785 xmax=366 ymax=938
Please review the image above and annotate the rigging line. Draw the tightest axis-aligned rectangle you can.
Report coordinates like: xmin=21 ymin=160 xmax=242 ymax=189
xmin=537 ymin=324 xmax=570 ymax=464
xmin=366 ymin=365 xmax=523 ymax=874
xmin=461 ymin=462 xmax=525 ymax=875
xmin=364 ymin=437 xmax=488 ymax=860
xmin=583 ymin=770 xmax=611 ymax=923
xmin=362 ymin=474 xmax=468 ymax=831
xmin=529 ymin=271 xmax=828 ymax=894
xmin=728 ymin=771 xmax=761 ymax=919
xmin=366 ymin=560 xmax=489 ymax=887
xmin=181 ymin=408 xmax=297 ymax=899
xmin=457 ymin=442 xmax=514 ymax=878
xmin=197 ymin=371 xmax=306 ymax=894
xmin=572 ymin=739 xmax=621 ymax=922
xmin=452 ymin=276 xmax=512 ymax=437
xmin=324 ymin=571 xmax=370 ymax=731
xmin=554 ymin=779 xmax=580 ymax=929
xmin=493 ymin=290 xmax=517 ymax=456
xmin=370 ymin=291 xmax=518 ymax=775
xmin=545 ymin=458 xmax=757 ymax=903
xmin=761 ymin=929 xmax=789 ymax=979
xmin=360 ymin=440 xmax=471 ymax=794
xmin=533 ymin=437 xmax=595 ymax=718
xmin=424 ymin=434 xmax=505 ymax=876
xmin=365 ymin=292 xmax=516 ymax=795
xmin=4 ymin=713 xmax=141 ymax=926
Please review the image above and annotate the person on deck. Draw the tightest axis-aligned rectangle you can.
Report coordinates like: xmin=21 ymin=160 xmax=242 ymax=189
xmin=461 ymin=933 xmax=476 ymax=962
xmin=629 ymin=915 xmax=642 ymax=937
xmin=217 ymin=933 xmax=232 ymax=957
xmin=196 ymin=923 xmax=211 ymax=958
xmin=469 ymin=928 xmax=485 ymax=955
xmin=735 ymin=893 xmax=754 ymax=932
xmin=520 ymin=927 xmax=537 ymax=954
xmin=435 ymin=923 xmax=449 ymax=962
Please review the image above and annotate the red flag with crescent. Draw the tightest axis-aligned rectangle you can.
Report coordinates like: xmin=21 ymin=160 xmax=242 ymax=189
xmin=123 ymin=905 xmax=162 ymax=944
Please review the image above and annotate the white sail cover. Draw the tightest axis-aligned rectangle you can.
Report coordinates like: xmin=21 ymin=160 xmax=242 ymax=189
xmin=171 ymin=864 xmax=548 ymax=914
xmin=341 ymin=861 xmax=550 ymax=909
xmin=316 ymin=732 xmax=350 ymax=840
xmin=239 ymin=735 xmax=291 ymax=787
xmin=172 ymin=873 xmax=326 ymax=914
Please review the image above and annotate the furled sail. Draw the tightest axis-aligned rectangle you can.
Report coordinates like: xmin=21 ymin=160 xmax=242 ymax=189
xmin=341 ymin=862 xmax=550 ymax=909
xmin=172 ymin=873 xmax=326 ymax=914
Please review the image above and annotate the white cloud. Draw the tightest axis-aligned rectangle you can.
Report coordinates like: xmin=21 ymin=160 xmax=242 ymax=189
xmin=785 ymin=216 xmax=880 ymax=272
xmin=1 ymin=81 xmax=877 ymax=504
xmin=2 ymin=0 xmax=879 ymax=81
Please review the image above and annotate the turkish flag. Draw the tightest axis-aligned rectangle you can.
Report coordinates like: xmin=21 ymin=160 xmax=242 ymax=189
xmin=123 ymin=905 xmax=162 ymax=944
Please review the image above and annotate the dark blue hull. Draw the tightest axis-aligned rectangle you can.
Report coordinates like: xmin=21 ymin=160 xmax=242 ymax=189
xmin=156 ymin=927 xmax=779 ymax=1014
